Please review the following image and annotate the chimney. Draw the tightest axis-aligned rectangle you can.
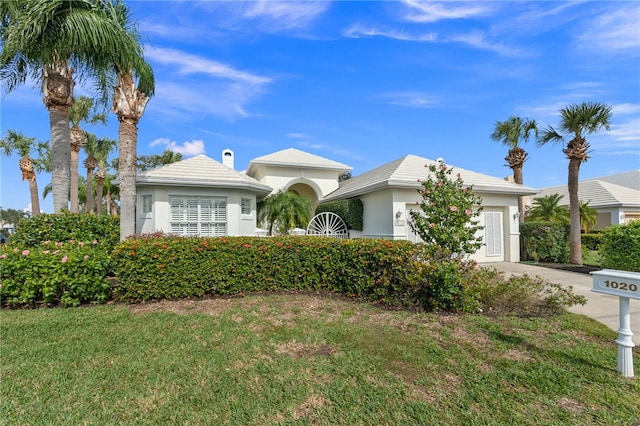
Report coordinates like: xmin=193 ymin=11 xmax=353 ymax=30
xmin=222 ymin=148 xmax=234 ymax=169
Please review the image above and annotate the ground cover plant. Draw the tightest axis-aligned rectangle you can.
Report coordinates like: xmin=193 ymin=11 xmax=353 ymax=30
xmin=1 ymin=294 xmax=638 ymax=425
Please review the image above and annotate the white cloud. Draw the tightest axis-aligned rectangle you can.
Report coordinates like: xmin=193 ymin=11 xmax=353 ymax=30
xmin=145 ymin=47 xmax=272 ymax=86
xmin=150 ymin=138 xmax=206 ymax=157
xmin=378 ymin=92 xmax=438 ymax=108
xmin=343 ymin=25 xmax=437 ymax=42
xmin=242 ymin=0 xmax=329 ymax=30
xmin=401 ymin=0 xmax=493 ymax=23
xmin=286 ymin=133 xmax=310 ymax=139
xmin=447 ymin=31 xmax=528 ymax=57
xmin=575 ymin=6 xmax=640 ymax=53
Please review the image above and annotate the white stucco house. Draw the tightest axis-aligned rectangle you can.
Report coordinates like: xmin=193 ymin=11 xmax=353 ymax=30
xmin=534 ymin=171 xmax=640 ymax=230
xmin=134 ymin=148 xmax=538 ymax=263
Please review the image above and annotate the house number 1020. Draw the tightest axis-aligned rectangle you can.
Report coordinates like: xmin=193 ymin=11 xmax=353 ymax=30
xmin=604 ymin=280 xmax=638 ymax=292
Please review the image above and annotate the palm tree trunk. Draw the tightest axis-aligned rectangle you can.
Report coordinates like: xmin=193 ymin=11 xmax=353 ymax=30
xmin=48 ymin=106 xmax=71 ymax=213
xmin=513 ymin=166 xmax=525 ymax=224
xmin=96 ymin=169 xmax=105 ymax=215
xmin=86 ymin=167 xmax=95 ymax=213
xmin=69 ymin=148 xmax=80 ymax=213
xmin=29 ymin=178 xmax=41 ymax=217
xmin=567 ymin=158 xmax=582 ymax=264
xmin=119 ymin=119 xmax=138 ymax=239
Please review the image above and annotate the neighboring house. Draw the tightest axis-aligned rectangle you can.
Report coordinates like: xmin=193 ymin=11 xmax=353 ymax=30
xmin=134 ymin=148 xmax=537 ymax=263
xmin=135 ymin=151 xmax=271 ymax=236
xmin=321 ymin=155 xmax=538 ymax=263
xmin=247 ymin=148 xmax=352 ymax=208
xmin=535 ymin=170 xmax=640 ymax=229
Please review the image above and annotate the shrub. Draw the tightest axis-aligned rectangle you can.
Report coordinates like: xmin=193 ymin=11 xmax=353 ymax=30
xmin=11 ymin=212 xmax=120 ymax=252
xmin=0 ymin=240 xmax=112 ymax=307
xmin=315 ymin=199 xmax=364 ymax=231
xmin=600 ymin=221 xmax=640 ymax=272
xmin=581 ymin=233 xmax=603 ymax=250
xmin=409 ymin=162 xmax=483 ymax=258
xmin=521 ymin=221 xmax=569 ymax=263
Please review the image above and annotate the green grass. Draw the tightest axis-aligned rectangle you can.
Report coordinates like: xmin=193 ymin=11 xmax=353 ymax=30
xmin=583 ymin=250 xmax=602 ymax=267
xmin=2 ymin=294 xmax=639 ymax=425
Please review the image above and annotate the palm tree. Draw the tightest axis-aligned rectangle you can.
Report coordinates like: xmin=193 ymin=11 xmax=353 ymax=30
xmin=109 ymin=1 xmax=154 ymax=239
xmin=0 ymin=130 xmax=48 ymax=216
xmin=69 ymin=96 xmax=106 ymax=213
xmin=0 ymin=0 xmax=149 ymax=213
xmin=579 ymin=201 xmax=598 ymax=234
xmin=259 ymin=190 xmax=312 ymax=235
xmin=526 ymin=194 xmax=570 ymax=224
xmin=538 ymin=101 xmax=612 ymax=264
xmin=137 ymin=150 xmax=183 ymax=171
xmin=83 ymin=133 xmax=117 ymax=214
xmin=490 ymin=116 xmax=538 ymax=223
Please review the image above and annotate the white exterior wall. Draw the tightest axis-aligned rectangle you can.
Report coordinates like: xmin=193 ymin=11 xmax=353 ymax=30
xmin=355 ymin=188 xmax=521 ymax=263
xmin=136 ymin=186 xmax=259 ymax=236
xmin=251 ymin=165 xmax=341 ymax=198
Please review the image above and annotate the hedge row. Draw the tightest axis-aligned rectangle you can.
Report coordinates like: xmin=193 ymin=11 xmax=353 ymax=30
xmin=112 ymin=236 xmax=424 ymax=303
xmin=521 ymin=221 xmax=569 ymax=263
xmin=600 ymin=221 xmax=640 ymax=272
xmin=315 ymin=199 xmax=364 ymax=231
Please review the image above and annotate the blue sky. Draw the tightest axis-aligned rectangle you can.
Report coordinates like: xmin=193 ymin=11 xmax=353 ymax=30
xmin=2 ymin=0 xmax=639 ymax=214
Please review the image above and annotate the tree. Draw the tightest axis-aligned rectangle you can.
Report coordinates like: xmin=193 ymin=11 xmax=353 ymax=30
xmin=409 ymin=162 xmax=484 ymax=258
xmin=0 ymin=208 xmax=30 ymax=227
xmin=0 ymin=130 xmax=47 ymax=216
xmin=579 ymin=201 xmax=598 ymax=234
xmin=538 ymin=101 xmax=612 ymax=264
xmin=137 ymin=150 xmax=183 ymax=171
xmin=259 ymin=190 xmax=312 ymax=235
xmin=109 ymin=1 xmax=155 ymax=239
xmin=0 ymin=0 xmax=147 ymax=214
xmin=69 ymin=96 xmax=106 ymax=213
xmin=526 ymin=194 xmax=570 ymax=224
xmin=83 ymin=134 xmax=116 ymax=214
xmin=490 ymin=116 xmax=538 ymax=223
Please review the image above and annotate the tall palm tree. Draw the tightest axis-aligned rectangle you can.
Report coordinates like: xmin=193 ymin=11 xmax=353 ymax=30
xmin=259 ymin=190 xmax=312 ymax=235
xmin=83 ymin=134 xmax=116 ymax=214
xmin=538 ymin=101 xmax=612 ymax=264
xmin=109 ymin=1 xmax=154 ymax=239
xmin=0 ymin=130 xmax=48 ymax=216
xmin=526 ymin=194 xmax=570 ymax=224
xmin=0 ymin=0 xmax=148 ymax=213
xmin=69 ymin=96 xmax=106 ymax=212
xmin=490 ymin=116 xmax=538 ymax=223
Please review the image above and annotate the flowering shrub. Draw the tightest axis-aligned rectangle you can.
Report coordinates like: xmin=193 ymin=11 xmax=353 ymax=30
xmin=0 ymin=239 xmax=112 ymax=307
xmin=410 ymin=163 xmax=484 ymax=258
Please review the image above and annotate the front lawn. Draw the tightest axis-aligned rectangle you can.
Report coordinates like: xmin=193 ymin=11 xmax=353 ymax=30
xmin=2 ymin=294 xmax=639 ymax=425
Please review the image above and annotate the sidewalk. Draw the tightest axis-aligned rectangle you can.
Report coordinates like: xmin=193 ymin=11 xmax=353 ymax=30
xmin=486 ymin=262 xmax=640 ymax=345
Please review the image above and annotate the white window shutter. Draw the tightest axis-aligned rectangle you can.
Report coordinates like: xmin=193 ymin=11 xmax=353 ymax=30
xmin=485 ymin=212 xmax=503 ymax=257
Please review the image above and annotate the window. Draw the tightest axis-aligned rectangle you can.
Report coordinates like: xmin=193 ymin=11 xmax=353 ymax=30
xmin=142 ymin=195 xmax=152 ymax=214
xmin=484 ymin=212 xmax=503 ymax=257
xmin=170 ymin=197 xmax=227 ymax=237
xmin=241 ymin=198 xmax=251 ymax=216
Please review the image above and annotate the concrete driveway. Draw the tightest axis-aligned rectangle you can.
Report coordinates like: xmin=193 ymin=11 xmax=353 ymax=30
xmin=486 ymin=262 xmax=640 ymax=345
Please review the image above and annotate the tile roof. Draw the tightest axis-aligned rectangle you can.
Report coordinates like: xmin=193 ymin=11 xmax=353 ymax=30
xmin=584 ymin=170 xmax=640 ymax=191
xmin=136 ymin=155 xmax=272 ymax=194
xmin=535 ymin=179 xmax=640 ymax=208
xmin=322 ymin=154 xmax=539 ymax=201
xmin=247 ymin=148 xmax=352 ymax=173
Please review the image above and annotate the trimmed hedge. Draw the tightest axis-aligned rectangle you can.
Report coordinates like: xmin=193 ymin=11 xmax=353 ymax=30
xmin=11 ymin=212 xmax=120 ymax=252
xmin=581 ymin=233 xmax=603 ymax=251
xmin=315 ymin=199 xmax=363 ymax=231
xmin=521 ymin=221 xmax=569 ymax=263
xmin=600 ymin=221 xmax=640 ymax=272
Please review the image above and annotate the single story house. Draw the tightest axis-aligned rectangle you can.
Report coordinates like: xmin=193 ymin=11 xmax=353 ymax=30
xmin=534 ymin=170 xmax=640 ymax=229
xmin=134 ymin=148 xmax=538 ymax=263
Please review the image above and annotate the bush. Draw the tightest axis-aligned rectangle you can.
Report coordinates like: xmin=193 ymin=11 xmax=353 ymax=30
xmin=600 ymin=221 xmax=640 ymax=272
xmin=581 ymin=233 xmax=603 ymax=250
xmin=521 ymin=221 xmax=569 ymax=263
xmin=11 ymin=212 xmax=120 ymax=252
xmin=315 ymin=199 xmax=363 ymax=231
xmin=0 ymin=240 xmax=112 ymax=307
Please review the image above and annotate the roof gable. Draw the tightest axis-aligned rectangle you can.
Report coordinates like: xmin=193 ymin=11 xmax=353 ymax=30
xmin=535 ymin=180 xmax=640 ymax=208
xmin=136 ymin=155 xmax=272 ymax=194
xmin=584 ymin=170 xmax=640 ymax=191
xmin=323 ymin=154 xmax=538 ymax=201
xmin=248 ymin=148 xmax=351 ymax=174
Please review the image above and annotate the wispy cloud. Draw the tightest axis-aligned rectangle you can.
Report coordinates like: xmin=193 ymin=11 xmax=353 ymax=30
xmin=401 ymin=0 xmax=493 ymax=23
xmin=145 ymin=47 xmax=272 ymax=86
xmin=286 ymin=133 xmax=310 ymax=139
xmin=343 ymin=25 xmax=437 ymax=42
xmin=575 ymin=5 xmax=640 ymax=53
xmin=242 ymin=0 xmax=329 ymax=30
xmin=378 ymin=92 xmax=438 ymax=108
xmin=447 ymin=31 xmax=528 ymax=57
xmin=150 ymin=138 xmax=206 ymax=157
